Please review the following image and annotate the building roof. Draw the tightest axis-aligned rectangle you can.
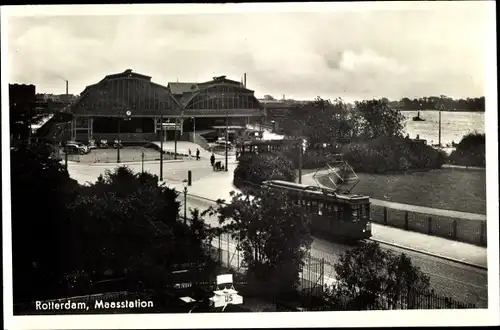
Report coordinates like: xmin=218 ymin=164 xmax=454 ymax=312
xmin=68 ymin=70 xmax=182 ymax=117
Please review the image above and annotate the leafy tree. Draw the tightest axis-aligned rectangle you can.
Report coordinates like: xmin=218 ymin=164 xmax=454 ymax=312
xmin=65 ymin=167 xmax=217 ymax=289
xmin=449 ymin=132 xmax=486 ymax=167
xmin=11 ymin=142 xmax=79 ymax=303
xmin=324 ymin=241 xmax=430 ymax=310
xmin=281 ymin=97 xmax=358 ymax=146
xmin=234 ymin=153 xmax=296 ymax=186
xmin=355 ymin=99 xmax=406 ymax=139
xmin=202 ymin=188 xmax=312 ymax=298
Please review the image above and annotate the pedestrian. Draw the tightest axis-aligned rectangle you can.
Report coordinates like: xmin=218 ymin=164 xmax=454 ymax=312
xmin=196 ymin=148 xmax=200 ymax=160
xmin=210 ymin=153 xmax=215 ymax=168
xmin=188 ymin=148 xmax=192 ymax=160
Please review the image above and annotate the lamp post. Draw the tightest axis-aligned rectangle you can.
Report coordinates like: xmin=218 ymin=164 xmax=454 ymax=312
xmin=160 ymin=112 xmax=164 ymax=181
xmin=116 ymin=110 xmax=132 ymax=163
xmin=223 ymin=92 xmax=228 ymax=171
xmin=141 ymin=147 xmax=145 ymax=173
xmin=183 ymin=180 xmax=188 ymax=225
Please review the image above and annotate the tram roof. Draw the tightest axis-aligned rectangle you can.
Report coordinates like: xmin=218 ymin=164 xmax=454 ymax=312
xmin=263 ymin=180 xmax=369 ymax=202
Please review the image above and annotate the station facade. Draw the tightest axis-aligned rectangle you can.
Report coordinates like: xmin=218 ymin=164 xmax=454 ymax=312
xmin=62 ymin=69 xmax=264 ymax=143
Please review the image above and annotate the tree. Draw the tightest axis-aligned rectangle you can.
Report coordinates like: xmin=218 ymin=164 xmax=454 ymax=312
xmin=11 ymin=142 xmax=79 ymax=303
xmin=448 ymin=132 xmax=486 ymax=167
xmin=324 ymin=241 xmax=430 ymax=310
xmin=355 ymin=99 xmax=406 ymax=139
xmin=263 ymin=94 xmax=276 ymax=100
xmin=281 ymin=97 xmax=358 ymax=147
xmin=202 ymin=188 xmax=312 ymax=298
xmin=233 ymin=153 xmax=296 ymax=187
xmin=65 ymin=166 xmax=218 ymax=290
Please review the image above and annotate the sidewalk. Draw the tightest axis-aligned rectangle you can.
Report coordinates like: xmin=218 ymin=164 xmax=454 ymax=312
xmin=301 ymin=173 xmax=486 ymax=221
xmin=170 ymin=169 xmax=487 ymax=269
xmin=151 ymin=141 xmax=238 ymax=161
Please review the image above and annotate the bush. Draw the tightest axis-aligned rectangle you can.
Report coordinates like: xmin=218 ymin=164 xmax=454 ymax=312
xmin=448 ymin=132 xmax=485 ymax=167
xmin=234 ymin=153 xmax=296 ymax=187
xmin=342 ymin=136 xmax=447 ymax=173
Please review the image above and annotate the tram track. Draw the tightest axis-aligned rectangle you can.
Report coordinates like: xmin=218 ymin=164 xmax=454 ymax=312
xmin=184 ymin=192 xmax=485 ymax=270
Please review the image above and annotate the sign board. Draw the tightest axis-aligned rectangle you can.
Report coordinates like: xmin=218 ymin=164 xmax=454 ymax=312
xmin=211 ymin=289 xmax=243 ymax=308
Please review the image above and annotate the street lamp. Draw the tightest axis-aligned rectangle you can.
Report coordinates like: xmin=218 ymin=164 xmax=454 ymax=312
xmin=141 ymin=147 xmax=145 ymax=173
xmin=183 ymin=179 xmax=188 ymax=225
xmin=223 ymin=92 xmax=229 ymax=172
xmin=117 ymin=110 xmax=132 ymax=163
xmin=160 ymin=112 xmax=164 ymax=181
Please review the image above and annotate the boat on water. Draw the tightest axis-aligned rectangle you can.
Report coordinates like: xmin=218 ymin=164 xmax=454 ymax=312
xmin=412 ymin=110 xmax=425 ymax=121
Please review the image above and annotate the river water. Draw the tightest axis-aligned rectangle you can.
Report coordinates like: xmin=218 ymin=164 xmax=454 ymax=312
xmin=402 ymin=111 xmax=485 ymax=146
xmin=256 ymin=111 xmax=485 ymax=147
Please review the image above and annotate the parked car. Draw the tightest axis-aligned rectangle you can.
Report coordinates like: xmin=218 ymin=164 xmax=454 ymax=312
xmin=64 ymin=141 xmax=90 ymax=155
xmin=113 ymin=140 xmax=123 ymax=149
xmin=88 ymin=139 xmax=98 ymax=149
xmin=99 ymin=139 xmax=109 ymax=148
xmin=214 ymin=139 xmax=232 ymax=149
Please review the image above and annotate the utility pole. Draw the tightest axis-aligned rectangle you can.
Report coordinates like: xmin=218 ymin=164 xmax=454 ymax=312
xmin=224 ymin=93 xmax=228 ymax=171
xmin=117 ymin=117 xmax=121 ymax=163
xmin=174 ymin=118 xmax=178 ymax=160
xmin=438 ymin=104 xmax=443 ymax=148
xmin=160 ymin=112 xmax=164 ymax=181
xmin=298 ymin=139 xmax=303 ymax=184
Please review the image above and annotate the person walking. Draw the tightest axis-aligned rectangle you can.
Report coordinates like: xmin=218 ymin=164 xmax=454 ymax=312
xmin=210 ymin=153 xmax=215 ymax=168
xmin=196 ymin=148 xmax=200 ymax=160
xmin=188 ymin=148 xmax=192 ymax=160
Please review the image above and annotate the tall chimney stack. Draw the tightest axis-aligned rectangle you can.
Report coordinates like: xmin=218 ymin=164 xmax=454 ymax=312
xmin=65 ymin=80 xmax=69 ymax=95
xmin=244 ymin=73 xmax=247 ymax=88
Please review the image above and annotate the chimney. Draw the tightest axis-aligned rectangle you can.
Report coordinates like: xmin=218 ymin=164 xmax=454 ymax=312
xmin=244 ymin=73 xmax=247 ymax=88
xmin=65 ymin=80 xmax=69 ymax=95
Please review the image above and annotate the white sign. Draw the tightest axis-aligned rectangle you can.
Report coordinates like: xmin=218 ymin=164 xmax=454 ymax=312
xmin=210 ymin=274 xmax=243 ymax=309
xmin=217 ymin=274 xmax=233 ymax=286
xmin=210 ymin=289 xmax=243 ymax=308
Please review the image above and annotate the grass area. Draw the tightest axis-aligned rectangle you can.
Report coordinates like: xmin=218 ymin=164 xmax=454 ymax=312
xmin=350 ymin=169 xmax=486 ymax=215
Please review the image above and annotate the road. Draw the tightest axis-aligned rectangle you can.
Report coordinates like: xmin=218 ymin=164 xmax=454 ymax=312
xmin=67 ymin=160 xmax=488 ymax=307
xmin=67 ymin=159 xmax=227 ymax=185
xmin=180 ymin=194 xmax=488 ymax=308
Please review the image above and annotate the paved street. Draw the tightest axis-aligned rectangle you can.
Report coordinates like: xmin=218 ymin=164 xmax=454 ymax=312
xmin=180 ymin=194 xmax=488 ymax=308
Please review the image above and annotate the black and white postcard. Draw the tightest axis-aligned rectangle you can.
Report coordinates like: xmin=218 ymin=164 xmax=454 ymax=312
xmin=2 ymin=2 xmax=498 ymax=329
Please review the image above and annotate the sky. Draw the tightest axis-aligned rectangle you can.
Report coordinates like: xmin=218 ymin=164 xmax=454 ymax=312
xmin=4 ymin=2 xmax=493 ymax=102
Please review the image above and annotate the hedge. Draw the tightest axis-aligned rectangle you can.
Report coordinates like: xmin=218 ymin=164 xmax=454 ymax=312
xmin=233 ymin=153 xmax=296 ymax=187
xmin=300 ymin=137 xmax=447 ymax=174
xmin=448 ymin=133 xmax=485 ymax=167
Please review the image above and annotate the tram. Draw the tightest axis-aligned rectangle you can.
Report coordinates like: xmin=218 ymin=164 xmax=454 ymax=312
xmin=261 ymin=180 xmax=372 ymax=241
xmin=236 ymin=139 xmax=299 ymax=160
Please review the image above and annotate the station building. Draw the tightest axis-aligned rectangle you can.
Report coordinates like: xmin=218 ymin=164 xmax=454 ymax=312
xmin=57 ymin=69 xmax=264 ymax=143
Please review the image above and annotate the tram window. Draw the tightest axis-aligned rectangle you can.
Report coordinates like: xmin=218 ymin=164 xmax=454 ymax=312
xmin=363 ymin=204 xmax=370 ymax=220
xmin=351 ymin=205 xmax=361 ymax=222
